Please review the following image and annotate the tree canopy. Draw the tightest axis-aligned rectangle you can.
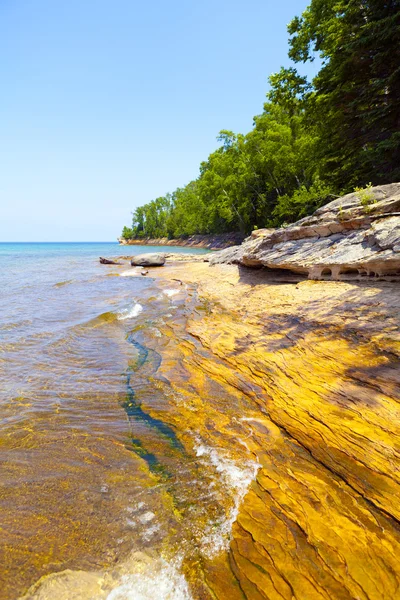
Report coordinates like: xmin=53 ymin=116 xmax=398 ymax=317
xmin=122 ymin=0 xmax=400 ymax=240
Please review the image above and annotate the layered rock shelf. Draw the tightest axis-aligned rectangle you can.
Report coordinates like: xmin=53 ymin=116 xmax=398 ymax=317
xmin=21 ymin=258 xmax=400 ymax=600
xmin=210 ymin=183 xmax=400 ymax=281
xmin=152 ymin=262 xmax=400 ymax=600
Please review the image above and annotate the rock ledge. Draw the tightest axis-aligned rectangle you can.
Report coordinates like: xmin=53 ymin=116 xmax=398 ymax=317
xmin=210 ymin=183 xmax=400 ymax=280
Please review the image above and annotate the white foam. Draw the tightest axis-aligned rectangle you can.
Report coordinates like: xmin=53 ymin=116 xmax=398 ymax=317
xmin=163 ymin=289 xmax=180 ymax=297
xmin=24 ymin=556 xmax=192 ymax=600
xmin=117 ymin=303 xmax=143 ymax=320
xmin=195 ymin=441 xmax=259 ymax=556
xmin=106 ymin=558 xmax=192 ymax=600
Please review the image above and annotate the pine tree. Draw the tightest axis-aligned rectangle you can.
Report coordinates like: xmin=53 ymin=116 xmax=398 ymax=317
xmin=289 ymin=0 xmax=400 ymax=187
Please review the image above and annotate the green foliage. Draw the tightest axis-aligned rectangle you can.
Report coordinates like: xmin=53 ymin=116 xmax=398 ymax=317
xmin=121 ymin=226 xmax=134 ymax=240
xmin=271 ymin=178 xmax=333 ymax=225
xmin=288 ymin=0 xmax=400 ymax=187
xmin=121 ymin=0 xmax=399 ymax=239
xmin=354 ymin=182 xmax=377 ymax=212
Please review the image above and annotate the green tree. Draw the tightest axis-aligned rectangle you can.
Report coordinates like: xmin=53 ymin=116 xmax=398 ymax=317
xmin=121 ymin=226 xmax=134 ymax=240
xmin=121 ymin=0 xmax=399 ymax=241
xmin=289 ymin=0 xmax=400 ymax=186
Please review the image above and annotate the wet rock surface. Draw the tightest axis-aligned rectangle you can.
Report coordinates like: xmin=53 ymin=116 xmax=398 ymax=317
xmin=151 ymin=262 xmax=400 ymax=600
xmin=210 ymin=183 xmax=400 ymax=281
xmin=17 ymin=261 xmax=400 ymax=600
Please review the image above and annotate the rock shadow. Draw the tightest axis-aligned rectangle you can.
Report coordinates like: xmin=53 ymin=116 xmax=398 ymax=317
xmin=237 ymin=265 xmax=306 ymax=286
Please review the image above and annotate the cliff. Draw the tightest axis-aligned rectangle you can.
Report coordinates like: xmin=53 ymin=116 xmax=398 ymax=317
xmin=210 ymin=183 xmax=400 ymax=281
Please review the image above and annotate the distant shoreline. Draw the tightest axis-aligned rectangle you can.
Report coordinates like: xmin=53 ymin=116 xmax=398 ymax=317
xmin=0 ymin=241 xmax=118 ymax=244
xmin=118 ymin=232 xmax=244 ymax=251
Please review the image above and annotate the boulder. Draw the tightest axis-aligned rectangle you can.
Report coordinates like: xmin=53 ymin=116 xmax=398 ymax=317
xmin=130 ymin=253 xmax=166 ymax=267
xmin=210 ymin=183 xmax=400 ymax=281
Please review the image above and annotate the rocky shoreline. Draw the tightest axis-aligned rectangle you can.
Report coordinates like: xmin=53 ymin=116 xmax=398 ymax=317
xmin=87 ymin=185 xmax=400 ymax=598
xmin=210 ymin=183 xmax=400 ymax=281
xmin=143 ymin=258 xmax=400 ymax=599
xmin=29 ymin=240 xmax=400 ymax=599
xmin=117 ymin=183 xmax=400 ymax=282
xmin=118 ymin=232 xmax=245 ymax=250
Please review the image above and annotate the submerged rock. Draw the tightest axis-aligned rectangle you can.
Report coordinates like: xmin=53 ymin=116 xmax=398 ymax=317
xmin=211 ymin=182 xmax=400 ymax=280
xmin=99 ymin=257 xmax=120 ymax=265
xmin=130 ymin=253 xmax=166 ymax=267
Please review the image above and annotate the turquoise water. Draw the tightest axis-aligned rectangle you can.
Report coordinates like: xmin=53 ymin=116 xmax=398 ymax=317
xmin=0 ymin=242 xmax=206 ymax=354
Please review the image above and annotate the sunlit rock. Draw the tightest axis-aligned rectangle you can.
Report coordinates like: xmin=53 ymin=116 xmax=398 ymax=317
xmin=210 ymin=183 xmax=400 ymax=280
xmin=130 ymin=253 xmax=166 ymax=267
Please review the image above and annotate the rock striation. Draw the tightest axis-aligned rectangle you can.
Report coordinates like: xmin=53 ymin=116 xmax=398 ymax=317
xmin=151 ymin=261 xmax=400 ymax=600
xmin=19 ymin=261 xmax=400 ymax=600
xmin=210 ymin=183 xmax=400 ymax=280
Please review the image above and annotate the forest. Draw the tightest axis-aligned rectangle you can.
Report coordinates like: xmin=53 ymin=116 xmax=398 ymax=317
xmin=121 ymin=0 xmax=400 ymax=240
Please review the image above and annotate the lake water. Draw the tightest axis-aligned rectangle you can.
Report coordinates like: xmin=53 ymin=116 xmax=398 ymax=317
xmin=0 ymin=243 xmax=257 ymax=600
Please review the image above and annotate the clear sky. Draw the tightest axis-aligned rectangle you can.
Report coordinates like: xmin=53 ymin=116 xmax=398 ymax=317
xmin=0 ymin=0 xmax=317 ymax=241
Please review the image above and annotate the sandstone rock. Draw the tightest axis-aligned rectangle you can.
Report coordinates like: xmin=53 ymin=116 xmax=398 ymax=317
xmin=249 ymin=228 xmax=275 ymax=239
xmin=130 ymin=253 xmax=166 ymax=267
xmin=147 ymin=261 xmax=400 ymax=600
xmin=210 ymin=183 xmax=400 ymax=280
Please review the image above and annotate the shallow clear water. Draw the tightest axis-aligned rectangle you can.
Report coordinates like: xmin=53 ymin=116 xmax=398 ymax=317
xmin=0 ymin=243 xmax=256 ymax=600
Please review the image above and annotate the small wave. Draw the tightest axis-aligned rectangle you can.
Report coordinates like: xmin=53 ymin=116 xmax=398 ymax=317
xmin=107 ymin=558 xmax=192 ymax=600
xmin=86 ymin=311 xmax=119 ymax=326
xmin=125 ymin=503 xmax=161 ymax=541
xmin=195 ymin=441 xmax=259 ymax=557
xmin=53 ymin=280 xmax=74 ymax=288
xmin=0 ymin=319 xmax=32 ymax=332
xmin=163 ymin=289 xmax=180 ymax=298
xmin=117 ymin=303 xmax=143 ymax=320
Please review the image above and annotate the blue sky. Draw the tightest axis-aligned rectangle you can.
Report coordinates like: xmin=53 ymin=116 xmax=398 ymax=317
xmin=0 ymin=0 xmax=317 ymax=241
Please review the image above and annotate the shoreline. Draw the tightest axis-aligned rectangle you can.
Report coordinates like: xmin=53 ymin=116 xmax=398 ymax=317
xmin=129 ymin=258 xmax=400 ymax=598
xmin=118 ymin=232 xmax=245 ymax=251
xmin=24 ymin=257 xmax=400 ymax=599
